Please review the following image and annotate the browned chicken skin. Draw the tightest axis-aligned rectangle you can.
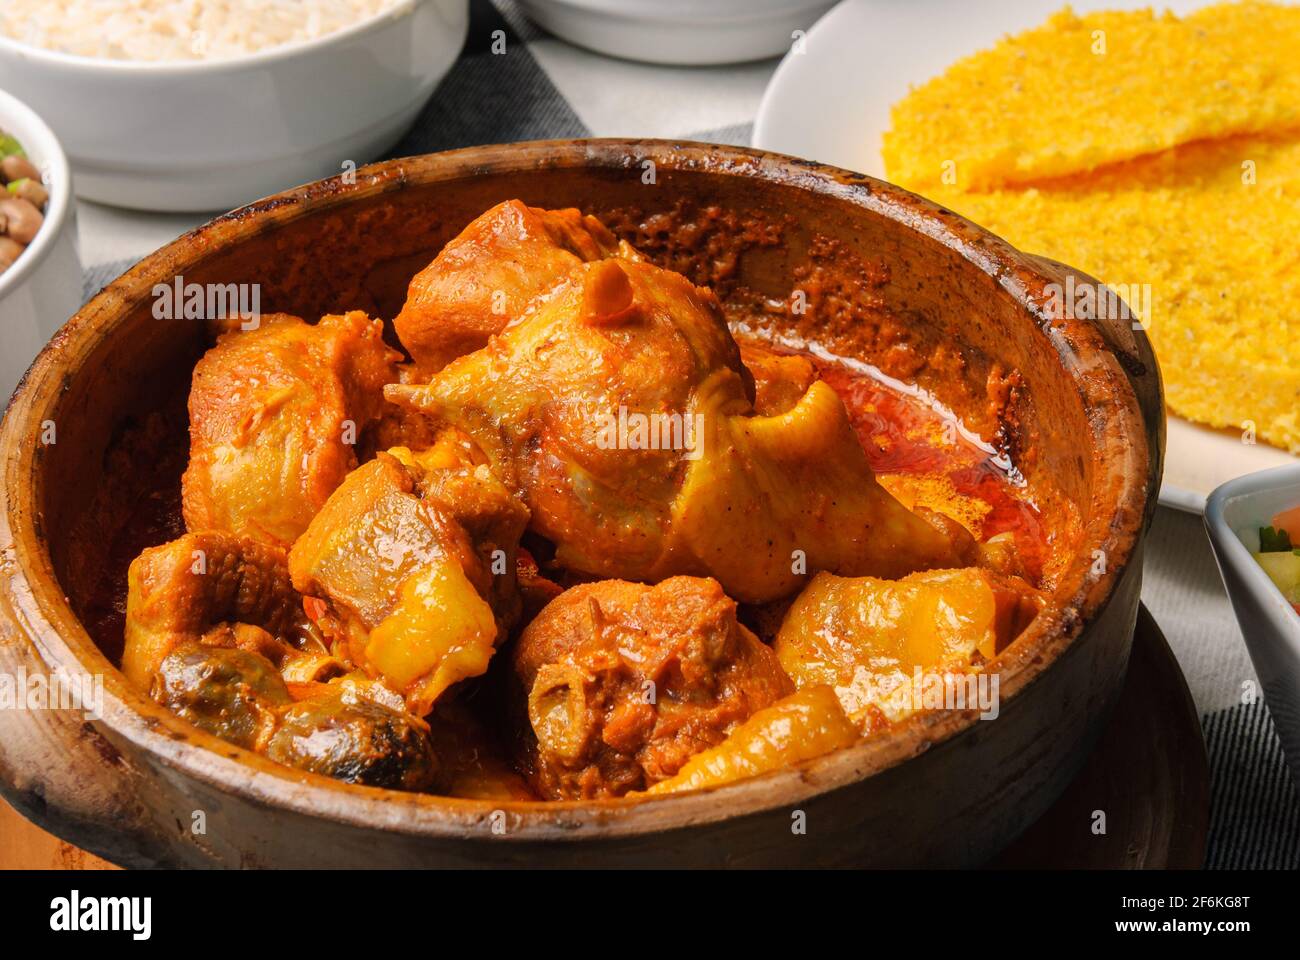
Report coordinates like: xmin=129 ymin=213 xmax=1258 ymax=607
xmin=388 ymin=255 xmax=966 ymax=603
xmin=122 ymin=530 xmax=313 ymax=690
xmin=511 ymin=576 xmax=793 ymax=799
xmin=183 ymin=310 xmax=401 ymax=549
xmin=740 ymin=342 xmax=819 ymax=416
xmin=394 ymin=200 xmax=631 ymax=373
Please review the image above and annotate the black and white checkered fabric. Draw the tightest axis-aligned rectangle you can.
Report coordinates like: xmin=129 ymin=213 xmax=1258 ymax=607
xmin=79 ymin=0 xmax=1298 ymax=869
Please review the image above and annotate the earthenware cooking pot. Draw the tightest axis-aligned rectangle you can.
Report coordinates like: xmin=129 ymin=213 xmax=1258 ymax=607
xmin=0 ymin=139 xmax=1163 ymax=867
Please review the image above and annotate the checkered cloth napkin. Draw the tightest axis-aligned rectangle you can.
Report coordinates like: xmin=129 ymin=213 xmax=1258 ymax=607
xmin=80 ymin=0 xmax=1298 ymax=869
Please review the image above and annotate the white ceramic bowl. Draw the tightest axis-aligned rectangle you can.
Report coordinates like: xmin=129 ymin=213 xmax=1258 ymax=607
xmin=516 ymin=0 xmax=837 ymax=65
xmin=0 ymin=0 xmax=468 ymax=212
xmin=1205 ymin=463 xmax=1300 ymax=787
xmin=0 ymin=88 xmax=81 ymax=401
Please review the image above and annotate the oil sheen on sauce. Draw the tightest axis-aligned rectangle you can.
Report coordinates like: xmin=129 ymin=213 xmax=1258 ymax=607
xmin=788 ymin=344 xmax=1049 ymax=585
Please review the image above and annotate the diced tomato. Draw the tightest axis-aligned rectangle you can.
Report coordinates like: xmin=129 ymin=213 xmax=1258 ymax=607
xmin=303 ymin=595 xmax=329 ymax=623
xmin=1273 ymin=505 xmax=1300 ymax=544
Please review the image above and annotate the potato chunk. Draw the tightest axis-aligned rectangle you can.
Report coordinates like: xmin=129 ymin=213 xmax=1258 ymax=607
xmin=288 ymin=444 xmax=528 ymax=716
xmin=774 ymin=568 xmax=1041 ymax=726
xmin=646 ymin=686 xmax=858 ymax=794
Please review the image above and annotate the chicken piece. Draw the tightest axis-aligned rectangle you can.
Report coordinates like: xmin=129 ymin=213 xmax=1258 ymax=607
xmin=394 ymin=200 xmax=632 ymax=372
xmin=516 ymin=546 xmax=564 ymax=623
xmin=511 ymin=576 xmax=793 ymax=799
xmin=646 ymin=685 xmax=858 ymax=795
xmin=388 ymin=257 xmax=966 ymax=603
xmin=740 ymin=341 xmax=819 ymax=416
xmin=774 ymin=568 xmax=1044 ymax=727
xmin=288 ymin=436 xmax=529 ymax=716
xmin=183 ymin=311 xmax=401 ymax=549
xmin=122 ymin=531 xmax=314 ymax=690
xmin=360 ymin=363 xmax=442 ymax=458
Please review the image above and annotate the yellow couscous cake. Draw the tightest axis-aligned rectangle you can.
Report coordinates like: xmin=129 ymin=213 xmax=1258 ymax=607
xmin=922 ymin=131 xmax=1300 ymax=453
xmin=883 ymin=2 xmax=1300 ymax=190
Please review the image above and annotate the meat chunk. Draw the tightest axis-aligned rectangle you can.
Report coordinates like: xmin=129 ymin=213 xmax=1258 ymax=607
xmin=394 ymin=200 xmax=628 ymax=372
xmin=288 ymin=436 xmax=529 ymax=716
xmin=359 ymin=363 xmax=442 ymax=457
xmin=122 ymin=530 xmax=312 ymax=690
xmin=183 ymin=311 xmax=401 ymax=548
xmin=389 ymin=257 xmax=967 ymax=603
xmin=511 ymin=576 xmax=794 ymax=799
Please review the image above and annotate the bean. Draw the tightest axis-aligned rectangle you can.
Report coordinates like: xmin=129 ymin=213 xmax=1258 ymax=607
xmin=1 ymin=154 xmax=41 ymax=184
xmin=8 ymin=178 xmax=48 ymax=208
xmin=0 ymin=236 xmax=24 ymax=273
xmin=0 ymin=197 xmax=42 ymax=244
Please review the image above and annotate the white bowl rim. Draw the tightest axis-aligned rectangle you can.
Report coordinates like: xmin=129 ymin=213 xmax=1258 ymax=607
xmin=0 ymin=87 xmax=73 ymax=302
xmin=0 ymin=0 xmax=421 ymax=75
xmin=520 ymin=0 xmax=835 ymax=26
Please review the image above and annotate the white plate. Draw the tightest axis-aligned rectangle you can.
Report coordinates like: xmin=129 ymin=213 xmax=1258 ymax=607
xmin=753 ymin=0 xmax=1299 ymax=512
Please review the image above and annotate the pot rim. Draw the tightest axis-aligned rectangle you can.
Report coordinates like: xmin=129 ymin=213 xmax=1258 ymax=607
xmin=0 ymin=138 xmax=1153 ymax=840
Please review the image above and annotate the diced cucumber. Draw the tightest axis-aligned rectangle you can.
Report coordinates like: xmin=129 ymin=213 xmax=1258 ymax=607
xmin=1253 ymin=550 xmax=1300 ymax=602
xmin=1259 ymin=525 xmax=1293 ymax=552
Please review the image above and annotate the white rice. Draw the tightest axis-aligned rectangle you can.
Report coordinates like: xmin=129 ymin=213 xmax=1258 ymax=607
xmin=0 ymin=0 xmax=410 ymax=62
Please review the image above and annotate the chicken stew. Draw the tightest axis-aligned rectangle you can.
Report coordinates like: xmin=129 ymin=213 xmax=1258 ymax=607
xmin=102 ymin=200 xmax=1072 ymax=801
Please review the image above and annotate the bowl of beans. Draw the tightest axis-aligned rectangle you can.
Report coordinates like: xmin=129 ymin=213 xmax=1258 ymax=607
xmin=1 ymin=130 xmax=51 ymax=273
xmin=0 ymin=87 xmax=80 ymax=399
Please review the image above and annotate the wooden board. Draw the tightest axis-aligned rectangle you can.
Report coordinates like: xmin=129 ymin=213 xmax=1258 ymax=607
xmin=0 ymin=800 xmax=117 ymax=870
xmin=994 ymin=604 xmax=1210 ymax=868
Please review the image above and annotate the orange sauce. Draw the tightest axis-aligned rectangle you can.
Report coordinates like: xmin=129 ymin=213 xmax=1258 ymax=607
xmin=794 ymin=349 xmax=1049 ymax=585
